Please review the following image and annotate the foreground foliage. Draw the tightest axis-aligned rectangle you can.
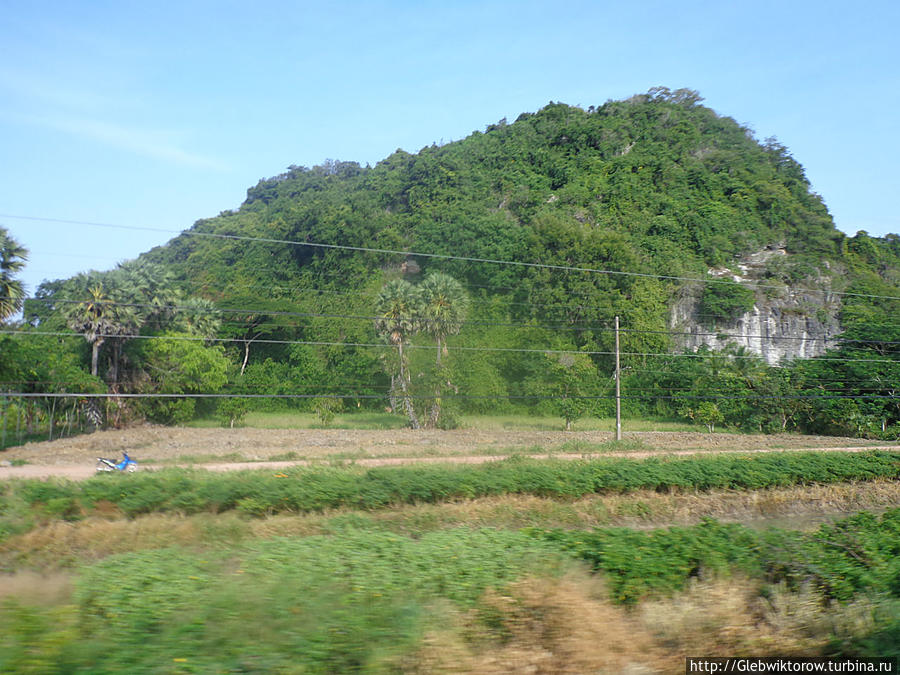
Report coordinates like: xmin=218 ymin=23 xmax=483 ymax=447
xmin=2 ymin=452 xmax=896 ymax=531
xmin=2 ymin=511 xmax=899 ymax=672
xmin=530 ymin=509 xmax=900 ymax=607
xmin=0 ymin=529 xmax=563 ymax=673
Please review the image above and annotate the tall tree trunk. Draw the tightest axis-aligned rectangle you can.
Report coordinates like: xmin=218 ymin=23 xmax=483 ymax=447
xmin=91 ymin=338 xmax=105 ymax=377
xmin=48 ymin=397 xmax=57 ymax=441
xmin=109 ymin=340 xmax=122 ymax=387
xmin=397 ymin=341 xmax=420 ymax=429
xmin=241 ymin=340 xmax=252 ymax=376
xmin=427 ymin=336 xmax=443 ymax=429
xmin=1 ymin=397 xmax=7 ymax=449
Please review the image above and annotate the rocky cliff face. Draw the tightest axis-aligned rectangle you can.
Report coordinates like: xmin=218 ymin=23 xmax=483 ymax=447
xmin=670 ymin=247 xmax=843 ymax=365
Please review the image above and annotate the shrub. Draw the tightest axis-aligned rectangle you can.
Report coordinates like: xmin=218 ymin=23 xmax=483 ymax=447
xmin=313 ymin=397 xmax=343 ymax=427
xmin=217 ymin=398 xmax=249 ymax=428
xmin=700 ymin=278 xmax=755 ymax=324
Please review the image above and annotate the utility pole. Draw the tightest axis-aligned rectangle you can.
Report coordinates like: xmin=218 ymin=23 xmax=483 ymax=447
xmin=615 ymin=315 xmax=622 ymax=441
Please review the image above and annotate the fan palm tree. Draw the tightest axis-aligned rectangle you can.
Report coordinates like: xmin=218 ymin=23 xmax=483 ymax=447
xmin=374 ymin=279 xmax=422 ymax=428
xmin=419 ymin=272 xmax=468 ymax=427
xmin=63 ymin=276 xmax=140 ymax=380
xmin=0 ymin=228 xmax=28 ymax=322
xmin=63 ymin=281 xmax=116 ymax=377
xmin=419 ymin=272 xmax=469 ymax=367
xmin=114 ymin=261 xmax=180 ymax=330
xmin=176 ymin=296 xmax=222 ymax=340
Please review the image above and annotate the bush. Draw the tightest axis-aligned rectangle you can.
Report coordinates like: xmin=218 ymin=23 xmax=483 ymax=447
xmin=530 ymin=508 xmax=900 ymax=606
xmin=217 ymin=398 xmax=249 ymax=428
xmin=699 ymin=278 xmax=756 ymax=324
xmin=313 ymin=397 xmax=343 ymax=427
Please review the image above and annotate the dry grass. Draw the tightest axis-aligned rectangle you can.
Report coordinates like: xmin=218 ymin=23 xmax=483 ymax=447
xmin=639 ymin=577 xmax=879 ymax=658
xmin=0 ymin=514 xmax=253 ymax=569
xmin=407 ymin=571 xmax=672 ymax=674
xmin=408 ymin=574 xmax=881 ymax=673
xmin=2 ymin=480 xmax=896 ymax=570
xmin=364 ymin=479 xmax=900 ymax=532
xmin=0 ymin=570 xmax=73 ymax=605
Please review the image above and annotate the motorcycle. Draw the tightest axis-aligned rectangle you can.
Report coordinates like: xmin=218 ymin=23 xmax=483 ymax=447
xmin=96 ymin=451 xmax=139 ymax=473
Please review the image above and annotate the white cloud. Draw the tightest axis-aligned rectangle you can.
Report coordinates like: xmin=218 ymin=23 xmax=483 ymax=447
xmin=0 ymin=66 xmax=227 ymax=171
xmin=35 ymin=114 xmax=229 ymax=171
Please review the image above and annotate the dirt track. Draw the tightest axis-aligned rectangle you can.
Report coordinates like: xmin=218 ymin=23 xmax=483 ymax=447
xmin=1 ymin=426 xmax=897 ymax=481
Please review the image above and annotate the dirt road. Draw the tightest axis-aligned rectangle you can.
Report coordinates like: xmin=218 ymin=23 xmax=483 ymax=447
xmin=1 ymin=426 xmax=897 ymax=481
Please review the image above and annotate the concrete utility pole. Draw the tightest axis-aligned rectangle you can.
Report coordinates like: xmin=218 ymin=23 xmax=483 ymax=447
xmin=615 ymin=315 xmax=622 ymax=441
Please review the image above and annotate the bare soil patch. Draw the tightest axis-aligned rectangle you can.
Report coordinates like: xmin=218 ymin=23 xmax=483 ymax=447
xmin=0 ymin=426 xmax=897 ymax=481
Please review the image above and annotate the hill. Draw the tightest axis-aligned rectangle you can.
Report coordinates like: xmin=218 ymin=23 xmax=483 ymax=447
xmin=15 ymin=87 xmax=900 ymax=438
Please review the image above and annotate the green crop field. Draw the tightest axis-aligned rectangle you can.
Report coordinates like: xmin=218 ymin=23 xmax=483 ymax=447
xmin=1 ymin=448 xmax=898 ymax=671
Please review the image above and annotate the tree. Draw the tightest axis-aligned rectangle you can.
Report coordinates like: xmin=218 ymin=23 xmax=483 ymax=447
xmin=173 ymin=296 xmax=221 ymax=340
xmin=63 ymin=281 xmax=126 ymax=377
xmin=374 ymin=279 xmax=422 ymax=428
xmin=0 ymin=228 xmax=28 ymax=322
xmin=692 ymin=401 xmax=724 ymax=432
xmin=114 ymin=260 xmax=181 ymax=331
xmin=541 ymin=352 xmax=599 ymax=431
xmin=520 ymin=351 xmax=608 ymax=431
xmin=135 ymin=334 xmax=229 ymax=424
xmin=0 ymin=333 xmax=104 ymax=440
xmin=418 ymin=272 xmax=469 ymax=427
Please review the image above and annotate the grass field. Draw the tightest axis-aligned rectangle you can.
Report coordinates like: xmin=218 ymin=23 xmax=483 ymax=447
xmin=185 ymin=411 xmax=702 ymax=433
xmin=1 ymin=425 xmax=898 ymax=672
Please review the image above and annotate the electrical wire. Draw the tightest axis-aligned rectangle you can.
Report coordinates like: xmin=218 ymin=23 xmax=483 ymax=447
xmin=4 ymin=329 xmax=899 ymax=363
xmin=5 ymin=213 xmax=900 ymax=302
xmin=5 ymin=391 xmax=900 ymax=401
xmin=16 ymin=295 xmax=879 ymax=347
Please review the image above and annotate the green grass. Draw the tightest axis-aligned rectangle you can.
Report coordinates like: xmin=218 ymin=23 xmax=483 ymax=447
xmin=185 ymin=410 xmax=701 ymax=432
xmin=3 ymin=513 xmax=900 ymax=671
xmin=0 ymin=529 xmax=566 ymax=673
xmin=4 ymin=451 xmax=897 ymax=527
xmin=462 ymin=414 xmax=700 ymax=432
xmin=186 ymin=410 xmax=408 ymax=430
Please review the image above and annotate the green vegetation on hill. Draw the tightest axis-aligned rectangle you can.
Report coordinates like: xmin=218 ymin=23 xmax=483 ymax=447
xmin=6 ymin=87 xmax=900 ymax=438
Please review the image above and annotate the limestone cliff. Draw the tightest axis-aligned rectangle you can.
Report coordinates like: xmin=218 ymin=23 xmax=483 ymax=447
xmin=669 ymin=247 xmax=843 ymax=365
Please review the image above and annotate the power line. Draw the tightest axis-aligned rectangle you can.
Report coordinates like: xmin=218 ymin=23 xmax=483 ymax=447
xmin=5 ymin=213 xmax=899 ymax=302
xmin=4 ymin=329 xmax=900 ymax=363
xmin=18 ymin=294 xmax=879 ymax=347
xmin=5 ymin=377 xmax=897 ymax=395
xmin=4 ymin=391 xmax=900 ymax=401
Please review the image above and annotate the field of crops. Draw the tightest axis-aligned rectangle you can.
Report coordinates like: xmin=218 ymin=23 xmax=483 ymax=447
xmin=1 ymin=444 xmax=898 ymax=672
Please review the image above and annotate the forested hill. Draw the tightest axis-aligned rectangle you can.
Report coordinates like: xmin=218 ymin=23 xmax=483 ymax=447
xmin=152 ymin=87 xmax=843 ymax=291
xmin=19 ymin=87 xmax=900 ymax=437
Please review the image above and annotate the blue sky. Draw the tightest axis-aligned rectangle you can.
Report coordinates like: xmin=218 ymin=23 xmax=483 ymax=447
xmin=2 ymin=0 xmax=898 ymax=299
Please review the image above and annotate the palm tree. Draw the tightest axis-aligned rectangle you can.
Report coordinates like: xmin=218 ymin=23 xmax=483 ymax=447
xmin=62 ymin=273 xmax=141 ymax=381
xmin=419 ymin=272 xmax=469 ymax=366
xmin=374 ymin=279 xmax=422 ymax=428
xmin=63 ymin=281 xmax=116 ymax=377
xmin=176 ymin=296 xmax=222 ymax=341
xmin=114 ymin=261 xmax=180 ymax=330
xmin=419 ymin=272 xmax=469 ymax=427
xmin=0 ymin=228 xmax=28 ymax=322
